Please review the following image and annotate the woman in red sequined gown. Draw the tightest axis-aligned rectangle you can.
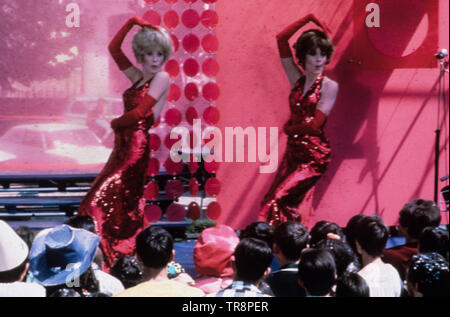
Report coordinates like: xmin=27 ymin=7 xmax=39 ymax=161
xmin=258 ymin=15 xmax=339 ymax=227
xmin=78 ymin=16 xmax=172 ymax=269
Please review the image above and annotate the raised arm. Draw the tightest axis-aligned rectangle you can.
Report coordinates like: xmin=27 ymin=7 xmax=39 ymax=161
xmin=277 ymin=14 xmax=330 ymax=87
xmin=108 ymin=16 xmax=159 ymax=83
xmin=110 ymin=72 xmax=169 ymax=130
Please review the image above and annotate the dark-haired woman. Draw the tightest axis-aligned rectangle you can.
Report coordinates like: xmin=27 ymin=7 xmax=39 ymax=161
xmin=258 ymin=14 xmax=339 ymax=227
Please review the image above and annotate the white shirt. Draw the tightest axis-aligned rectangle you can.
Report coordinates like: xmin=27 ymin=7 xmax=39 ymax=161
xmin=92 ymin=263 xmax=124 ymax=296
xmin=358 ymin=257 xmax=402 ymax=297
xmin=0 ymin=282 xmax=46 ymax=297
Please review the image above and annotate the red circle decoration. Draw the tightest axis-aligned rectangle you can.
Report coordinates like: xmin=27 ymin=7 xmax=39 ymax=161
xmin=167 ymin=84 xmax=181 ymax=102
xmin=185 ymin=106 xmax=199 ymax=125
xmin=201 ymin=34 xmax=219 ymax=53
xmin=165 ymin=179 xmax=184 ymax=199
xmin=204 ymin=159 xmax=220 ymax=173
xmin=184 ymin=83 xmax=199 ymax=101
xmin=144 ymin=181 xmax=159 ymax=201
xmin=183 ymin=0 xmax=197 ymax=3
xmin=164 ymin=0 xmax=178 ymax=4
xmin=202 ymin=0 xmax=217 ymax=3
xmin=206 ymin=201 xmax=221 ymax=220
xmin=202 ymin=82 xmax=220 ymax=101
xmin=144 ymin=204 xmax=162 ymax=225
xmin=205 ymin=177 xmax=221 ymax=196
xmin=164 ymin=107 xmax=182 ymax=126
xmin=152 ymin=116 xmax=161 ymax=128
xmin=166 ymin=203 xmax=186 ymax=222
xmin=181 ymin=9 xmax=200 ymax=28
xmin=188 ymin=161 xmax=199 ymax=174
xmin=183 ymin=58 xmax=200 ymax=77
xmin=202 ymin=58 xmax=219 ymax=77
xmin=164 ymin=132 xmax=181 ymax=150
xmin=201 ymin=10 xmax=218 ymax=29
xmin=149 ymin=133 xmax=161 ymax=151
xmin=148 ymin=157 xmax=160 ymax=177
xmin=163 ymin=10 xmax=179 ymax=30
xmin=189 ymin=177 xmax=199 ymax=196
xmin=164 ymin=59 xmax=180 ymax=78
xmin=187 ymin=201 xmax=201 ymax=220
xmin=170 ymin=34 xmax=179 ymax=52
xmin=203 ymin=106 xmax=220 ymax=125
xmin=145 ymin=0 xmax=159 ymax=4
xmin=182 ymin=34 xmax=200 ymax=53
xmin=143 ymin=10 xmax=162 ymax=26
xmin=164 ymin=157 xmax=184 ymax=175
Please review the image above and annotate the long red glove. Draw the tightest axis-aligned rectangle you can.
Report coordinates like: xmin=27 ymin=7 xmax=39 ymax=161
xmin=111 ymin=94 xmax=157 ymax=130
xmin=276 ymin=14 xmax=330 ymax=58
xmin=108 ymin=17 xmax=159 ymax=71
xmin=283 ymin=109 xmax=327 ymax=136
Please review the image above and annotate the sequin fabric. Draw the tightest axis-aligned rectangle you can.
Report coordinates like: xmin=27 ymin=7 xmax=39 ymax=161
xmin=259 ymin=75 xmax=331 ymax=227
xmin=78 ymin=78 xmax=154 ymax=270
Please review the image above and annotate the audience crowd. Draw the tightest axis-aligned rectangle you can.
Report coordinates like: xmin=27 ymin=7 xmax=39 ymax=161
xmin=0 ymin=198 xmax=448 ymax=297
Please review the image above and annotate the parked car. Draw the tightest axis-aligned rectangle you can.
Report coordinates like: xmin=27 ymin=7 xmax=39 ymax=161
xmin=0 ymin=123 xmax=112 ymax=172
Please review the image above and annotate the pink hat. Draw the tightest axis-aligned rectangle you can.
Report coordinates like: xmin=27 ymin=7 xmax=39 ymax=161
xmin=193 ymin=225 xmax=239 ymax=277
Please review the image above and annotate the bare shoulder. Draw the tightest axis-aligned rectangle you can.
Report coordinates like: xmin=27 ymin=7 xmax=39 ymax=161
xmin=322 ymin=77 xmax=339 ymax=93
xmin=153 ymin=71 xmax=170 ymax=82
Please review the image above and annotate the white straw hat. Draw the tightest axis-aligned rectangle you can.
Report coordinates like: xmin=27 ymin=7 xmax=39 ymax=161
xmin=0 ymin=220 xmax=29 ymax=272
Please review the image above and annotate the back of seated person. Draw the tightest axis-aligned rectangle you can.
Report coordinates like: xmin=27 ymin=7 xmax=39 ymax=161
xmin=239 ymin=221 xmax=274 ymax=249
xmin=265 ymin=222 xmax=308 ymax=297
xmin=110 ymin=256 xmax=144 ymax=289
xmin=418 ymin=226 xmax=449 ymax=261
xmin=335 ymin=272 xmax=369 ymax=297
xmin=297 ymin=248 xmax=337 ymax=297
xmin=316 ymin=238 xmax=358 ymax=277
xmin=382 ymin=199 xmax=441 ymax=281
xmin=309 ymin=220 xmax=344 ymax=248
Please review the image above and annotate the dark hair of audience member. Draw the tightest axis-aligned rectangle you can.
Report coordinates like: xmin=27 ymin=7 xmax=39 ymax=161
xmin=48 ymin=288 xmax=82 ymax=297
xmin=14 ymin=226 xmax=36 ymax=250
xmin=45 ymin=266 xmax=100 ymax=297
xmin=136 ymin=226 xmax=173 ymax=269
xmin=407 ymin=253 xmax=449 ymax=297
xmin=399 ymin=199 xmax=441 ymax=239
xmin=335 ymin=272 xmax=370 ymax=297
xmin=419 ymin=226 xmax=449 ymax=261
xmin=0 ymin=258 xmax=28 ymax=283
xmin=64 ymin=215 xmax=96 ymax=234
xmin=240 ymin=221 xmax=274 ymax=249
xmin=110 ymin=256 xmax=144 ymax=289
xmin=344 ymin=214 xmax=366 ymax=253
xmin=234 ymin=238 xmax=273 ymax=283
xmin=355 ymin=215 xmax=389 ymax=257
xmin=309 ymin=221 xmax=344 ymax=248
xmin=298 ymin=248 xmax=336 ymax=296
xmin=316 ymin=238 xmax=357 ymax=277
xmin=273 ymin=222 xmax=309 ymax=261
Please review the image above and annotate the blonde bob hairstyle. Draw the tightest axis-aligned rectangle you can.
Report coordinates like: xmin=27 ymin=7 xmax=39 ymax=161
xmin=132 ymin=26 xmax=172 ymax=65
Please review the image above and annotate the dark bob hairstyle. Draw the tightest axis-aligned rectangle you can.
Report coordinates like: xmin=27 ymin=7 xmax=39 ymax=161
xmin=294 ymin=29 xmax=334 ymax=67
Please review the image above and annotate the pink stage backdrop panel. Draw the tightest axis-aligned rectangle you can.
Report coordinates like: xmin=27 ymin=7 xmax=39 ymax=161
xmin=215 ymin=0 xmax=449 ymax=229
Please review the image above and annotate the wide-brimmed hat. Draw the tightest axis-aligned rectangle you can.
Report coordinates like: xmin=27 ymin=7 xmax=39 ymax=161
xmin=29 ymin=225 xmax=100 ymax=286
xmin=194 ymin=225 xmax=239 ymax=277
xmin=0 ymin=220 xmax=29 ymax=272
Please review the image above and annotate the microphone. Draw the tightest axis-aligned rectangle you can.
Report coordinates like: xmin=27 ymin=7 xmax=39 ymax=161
xmin=435 ymin=48 xmax=448 ymax=59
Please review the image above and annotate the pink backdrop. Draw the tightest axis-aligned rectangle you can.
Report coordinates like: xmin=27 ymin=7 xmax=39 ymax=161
xmin=214 ymin=0 xmax=449 ymax=229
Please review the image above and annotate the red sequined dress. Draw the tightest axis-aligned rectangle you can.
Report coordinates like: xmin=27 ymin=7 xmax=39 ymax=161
xmin=258 ymin=75 xmax=331 ymax=227
xmin=78 ymin=77 xmax=154 ymax=269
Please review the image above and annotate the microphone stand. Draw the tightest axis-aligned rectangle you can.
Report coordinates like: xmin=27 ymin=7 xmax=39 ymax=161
xmin=434 ymin=57 xmax=449 ymax=203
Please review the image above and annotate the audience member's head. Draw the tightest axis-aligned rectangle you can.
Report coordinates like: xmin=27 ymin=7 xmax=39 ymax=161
xmin=354 ymin=215 xmax=389 ymax=258
xmin=233 ymin=238 xmax=273 ymax=284
xmin=0 ymin=221 xmax=30 ymax=283
xmin=240 ymin=221 xmax=274 ymax=249
xmin=335 ymin=272 xmax=370 ymax=297
xmin=298 ymin=248 xmax=337 ymax=297
xmin=136 ymin=226 xmax=174 ymax=269
xmin=14 ymin=226 xmax=36 ymax=250
xmin=194 ymin=225 xmax=239 ymax=278
xmin=419 ymin=226 xmax=449 ymax=261
xmin=316 ymin=238 xmax=357 ymax=277
xmin=48 ymin=288 xmax=82 ymax=297
xmin=406 ymin=253 xmax=449 ymax=297
xmin=273 ymin=222 xmax=309 ymax=263
xmin=110 ymin=256 xmax=144 ymax=289
xmin=344 ymin=214 xmax=366 ymax=253
xmin=64 ymin=215 xmax=96 ymax=234
xmin=398 ymin=199 xmax=441 ymax=241
xmin=28 ymin=225 xmax=100 ymax=288
xmin=309 ymin=221 xmax=344 ymax=248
